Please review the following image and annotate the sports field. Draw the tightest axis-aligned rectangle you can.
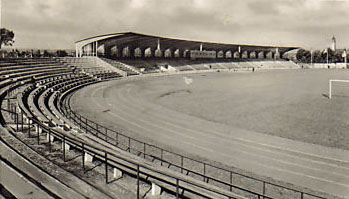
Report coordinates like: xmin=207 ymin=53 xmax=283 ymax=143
xmin=71 ymin=69 xmax=349 ymax=198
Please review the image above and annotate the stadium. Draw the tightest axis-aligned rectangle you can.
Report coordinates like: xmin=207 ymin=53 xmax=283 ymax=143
xmin=1 ymin=1 xmax=349 ymax=199
xmin=1 ymin=30 xmax=348 ymax=199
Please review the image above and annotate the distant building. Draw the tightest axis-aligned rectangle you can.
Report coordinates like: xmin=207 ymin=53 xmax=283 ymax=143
xmin=331 ymin=35 xmax=336 ymax=51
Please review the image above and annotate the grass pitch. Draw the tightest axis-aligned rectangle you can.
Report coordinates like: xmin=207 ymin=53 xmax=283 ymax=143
xmin=139 ymin=69 xmax=349 ymax=150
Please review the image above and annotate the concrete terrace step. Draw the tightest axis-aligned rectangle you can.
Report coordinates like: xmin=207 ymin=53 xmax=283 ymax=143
xmin=0 ymin=127 xmax=111 ymax=199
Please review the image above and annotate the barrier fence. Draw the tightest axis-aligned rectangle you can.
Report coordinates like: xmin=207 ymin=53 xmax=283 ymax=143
xmin=2 ymin=100 xmax=248 ymax=199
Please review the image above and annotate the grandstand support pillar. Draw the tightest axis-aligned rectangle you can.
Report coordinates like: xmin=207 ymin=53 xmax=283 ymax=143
xmin=170 ymin=49 xmax=175 ymax=58
xmin=95 ymin=41 xmax=98 ymax=57
xmin=151 ymin=49 xmax=157 ymax=58
xmin=140 ymin=48 xmax=144 ymax=58
xmin=129 ymin=47 xmax=135 ymax=59
xmin=151 ymin=183 xmax=161 ymax=196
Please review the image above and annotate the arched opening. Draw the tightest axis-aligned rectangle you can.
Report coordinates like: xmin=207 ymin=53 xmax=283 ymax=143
xmin=155 ymin=49 xmax=162 ymax=58
xmin=164 ymin=49 xmax=172 ymax=58
xmin=242 ymin=51 xmax=248 ymax=59
xmin=110 ymin=45 xmax=119 ymax=58
xmin=183 ymin=49 xmax=190 ymax=58
xmin=122 ymin=46 xmax=130 ymax=58
xmin=266 ymin=51 xmax=273 ymax=59
xmin=144 ymin=47 xmax=152 ymax=58
xmin=134 ymin=47 xmax=142 ymax=58
xmin=97 ymin=44 xmax=105 ymax=56
xmin=233 ymin=51 xmax=240 ymax=59
xmin=225 ymin=51 xmax=232 ymax=58
xmin=174 ymin=49 xmax=180 ymax=58
xmin=249 ymin=51 xmax=256 ymax=59
xmin=258 ymin=51 xmax=264 ymax=59
xmin=217 ymin=50 xmax=224 ymax=58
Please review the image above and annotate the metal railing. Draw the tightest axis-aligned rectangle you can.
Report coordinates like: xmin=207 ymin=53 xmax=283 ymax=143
xmin=2 ymin=96 xmax=247 ymax=199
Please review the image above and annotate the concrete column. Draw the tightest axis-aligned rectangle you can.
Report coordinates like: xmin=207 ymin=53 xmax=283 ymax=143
xmin=151 ymin=183 xmax=161 ymax=196
xmin=62 ymin=142 xmax=70 ymax=152
xmin=84 ymin=153 xmax=93 ymax=163
xmin=46 ymin=133 xmax=54 ymax=142
xmin=28 ymin=119 xmax=32 ymax=130
xmin=113 ymin=168 xmax=123 ymax=179
xmin=35 ymin=124 xmax=43 ymax=134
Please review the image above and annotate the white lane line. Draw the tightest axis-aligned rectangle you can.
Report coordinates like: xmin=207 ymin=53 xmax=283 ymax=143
xmin=76 ymin=81 xmax=349 ymax=189
xmin=122 ymin=83 xmax=349 ymax=165
xmin=89 ymin=85 xmax=349 ymax=183
xmin=89 ymin=89 xmax=215 ymax=153
xmin=116 ymin=84 xmax=349 ymax=172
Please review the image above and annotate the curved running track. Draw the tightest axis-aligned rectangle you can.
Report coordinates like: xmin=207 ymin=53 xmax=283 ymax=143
xmin=71 ymin=72 xmax=349 ymax=199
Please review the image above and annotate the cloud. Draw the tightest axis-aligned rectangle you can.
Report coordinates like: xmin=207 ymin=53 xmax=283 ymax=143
xmin=2 ymin=0 xmax=349 ymax=50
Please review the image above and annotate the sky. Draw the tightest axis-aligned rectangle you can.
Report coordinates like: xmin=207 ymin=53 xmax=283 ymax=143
xmin=2 ymin=0 xmax=349 ymax=50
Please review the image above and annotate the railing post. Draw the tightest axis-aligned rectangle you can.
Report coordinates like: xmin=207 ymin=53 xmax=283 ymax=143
xmin=115 ymin=132 xmax=118 ymax=146
xmin=63 ymin=136 xmax=66 ymax=162
xmin=181 ymin=156 xmax=183 ymax=173
xmin=37 ymin=124 xmax=40 ymax=145
xmin=21 ymin=111 xmax=24 ymax=132
xmin=48 ymin=130 xmax=52 ymax=153
xmin=105 ymin=151 xmax=108 ymax=184
xmin=128 ymin=137 xmax=131 ymax=152
xmin=230 ymin=172 xmax=233 ymax=192
xmin=203 ymin=163 xmax=206 ymax=182
xmin=161 ymin=149 xmax=163 ymax=166
xmin=300 ymin=192 xmax=303 ymax=199
xmin=143 ymin=143 xmax=146 ymax=158
xmin=262 ymin=181 xmax=266 ymax=199
xmin=82 ymin=143 xmax=85 ymax=170
xmin=137 ymin=165 xmax=140 ymax=199
xmin=16 ymin=110 xmax=18 ymax=132
xmin=105 ymin=128 xmax=108 ymax=142
xmin=28 ymin=119 xmax=31 ymax=137
xmin=176 ymin=179 xmax=179 ymax=199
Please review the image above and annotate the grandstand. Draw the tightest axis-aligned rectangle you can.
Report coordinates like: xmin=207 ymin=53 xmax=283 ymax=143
xmin=1 ymin=33 xmax=348 ymax=199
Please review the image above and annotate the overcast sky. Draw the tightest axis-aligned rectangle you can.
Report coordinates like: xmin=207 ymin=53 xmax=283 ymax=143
xmin=2 ymin=0 xmax=349 ymax=50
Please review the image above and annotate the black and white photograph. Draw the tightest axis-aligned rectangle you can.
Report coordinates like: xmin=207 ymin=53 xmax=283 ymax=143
xmin=0 ymin=0 xmax=348 ymax=199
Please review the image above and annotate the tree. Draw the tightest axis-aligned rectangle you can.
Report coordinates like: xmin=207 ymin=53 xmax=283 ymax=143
xmin=0 ymin=28 xmax=15 ymax=49
xmin=56 ymin=50 xmax=68 ymax=57
xmin=296 ymin=49 xmax=311 ymax=63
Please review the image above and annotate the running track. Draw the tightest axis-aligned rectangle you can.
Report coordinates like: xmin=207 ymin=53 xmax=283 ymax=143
xmin=71 ymin=76 xmax=349 ymax=199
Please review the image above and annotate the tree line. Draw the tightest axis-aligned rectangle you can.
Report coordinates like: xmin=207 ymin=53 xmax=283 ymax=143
xmin=296 ymin=48 xmax=347 ymax=64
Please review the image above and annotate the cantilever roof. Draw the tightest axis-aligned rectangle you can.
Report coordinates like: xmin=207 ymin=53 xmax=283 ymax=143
xmin=76 ymin=32 xmax=298 ymax=52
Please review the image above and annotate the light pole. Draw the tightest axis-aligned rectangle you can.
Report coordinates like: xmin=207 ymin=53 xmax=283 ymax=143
xmin=323 ymin=48 xmax=329 ymax=65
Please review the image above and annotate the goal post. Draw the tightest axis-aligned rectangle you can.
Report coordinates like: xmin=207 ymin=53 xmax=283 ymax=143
xmin=329 ymin=79 xmax=349 ymax=99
